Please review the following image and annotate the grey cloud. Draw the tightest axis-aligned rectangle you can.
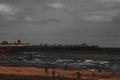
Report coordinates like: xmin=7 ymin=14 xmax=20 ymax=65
xmin=0 ymin=4 xmax=19 ymax=15
xmin=0 ymin=0 xmax=120 ymax=47
xmin=41 ymin=18 xmax=61 ymax=23
xmin=96 ymin=0 xmax=120 ymax=2
xmin=73 ymin=9 xmax=120 ymax=24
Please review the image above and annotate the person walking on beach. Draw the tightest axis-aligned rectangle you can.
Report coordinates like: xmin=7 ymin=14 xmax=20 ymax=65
xmin=98 ymin=68 xmax=102 ymax=73
xmin=92 ymin=73 xmax=96 ymax=80
xmin=64 ymin=65 xmax=68 ymax=70
xmin=45 ymin=67 xmax=48 ymax=74
xmin=52 ymin=68 xmax=56 ymax=77
xmin=76 ymin=71 xmax=82 ymax=80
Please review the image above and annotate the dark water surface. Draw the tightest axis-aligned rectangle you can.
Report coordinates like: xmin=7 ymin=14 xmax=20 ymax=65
xmin=0 ymin=51 xmax=120 ymax=71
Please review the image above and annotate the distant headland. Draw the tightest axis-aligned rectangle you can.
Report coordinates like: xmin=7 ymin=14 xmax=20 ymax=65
xmin=0 ymin=40 xmax=120 ymax=54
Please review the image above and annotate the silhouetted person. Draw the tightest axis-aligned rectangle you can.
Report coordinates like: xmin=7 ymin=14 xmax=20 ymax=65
xmin=45 ymin=67 xmax=48 ymax=73
xmin=76 ymin=71 xmax=82 ymax=80
xmin=64 ymin=65 xmax=68 ymax=69
xmin=98 ymin=68 xmax=102 ymax=73
xmin=52 ymin=68 xmax=56 ymax=77
xmin=92 ymin=73 xmax=96 ymax=80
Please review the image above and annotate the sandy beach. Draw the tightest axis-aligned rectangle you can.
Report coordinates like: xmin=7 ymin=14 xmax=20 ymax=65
xmin=0 ymin=66 xmax=119 ymax=80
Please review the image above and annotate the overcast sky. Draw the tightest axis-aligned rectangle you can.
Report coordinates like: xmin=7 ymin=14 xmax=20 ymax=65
xmin=0 ymin=0 xmax=120 ymax=47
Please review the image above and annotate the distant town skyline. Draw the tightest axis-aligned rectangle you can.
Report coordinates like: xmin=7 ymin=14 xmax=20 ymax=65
xmin=0 ymin=0 xmax=120 ymax=47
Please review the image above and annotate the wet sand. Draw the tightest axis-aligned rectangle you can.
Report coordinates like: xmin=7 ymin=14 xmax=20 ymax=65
xmin=0 ymin=66 xmax=119 ymax=80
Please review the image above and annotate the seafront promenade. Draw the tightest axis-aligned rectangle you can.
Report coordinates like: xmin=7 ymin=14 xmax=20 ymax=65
xmin=0 ymin=66 xmax=119 ymax=80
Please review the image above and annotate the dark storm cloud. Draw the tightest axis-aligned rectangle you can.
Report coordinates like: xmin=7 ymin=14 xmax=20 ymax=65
xmin=0 ymin=0 xmax=120 ymax=47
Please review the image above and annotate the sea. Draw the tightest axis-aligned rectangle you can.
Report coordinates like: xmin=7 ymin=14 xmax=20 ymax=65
xmin=0 ymin=51 xmax=120 ymax=72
